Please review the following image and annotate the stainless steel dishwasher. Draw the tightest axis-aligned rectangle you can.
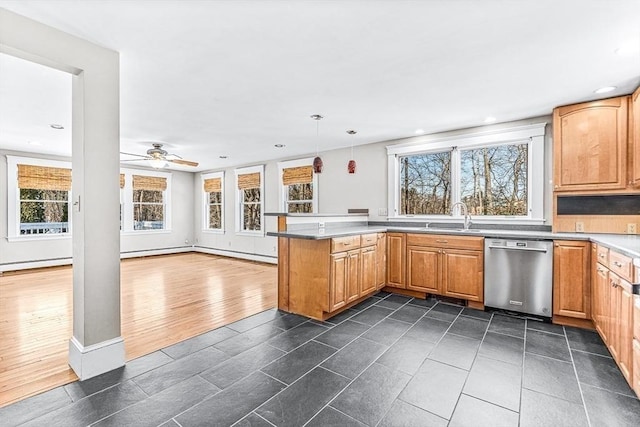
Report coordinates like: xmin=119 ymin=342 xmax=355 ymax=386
xmin=484 ymin=238 xmax=553 ymax=318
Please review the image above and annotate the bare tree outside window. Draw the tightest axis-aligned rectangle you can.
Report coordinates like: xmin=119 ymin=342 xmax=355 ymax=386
xmin=208 ymin=191 xmax=222 ymax=229
xmin=19 ymin=189 xmax=69 ymax=234
xmin=460 ymin=144 xmax=528 ymax=216
xmin=399 ymin=151 xmax=451 ymax=215
xmin=243 ymin=188 xmax=261 ymax=231
xmin=133 ymin=189 xmax=164 ymax=229
xmin=286 ymin=183 xmax=313 ymax=213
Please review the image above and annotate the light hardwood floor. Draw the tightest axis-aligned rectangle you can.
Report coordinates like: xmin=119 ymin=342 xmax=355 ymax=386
xmin=0 ymin=253 xmax=277 ymax=407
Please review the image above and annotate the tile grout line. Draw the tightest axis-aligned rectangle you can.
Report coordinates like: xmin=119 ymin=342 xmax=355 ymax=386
xmin=564 ymin=331 xmax=593 ymax=427
xmin=438 ymin=308 xmax=495 ymax=423
xmin=251 ymin=411 xmax=278 ymax=427
xmin=297 ymin=297 xmax=441 ymax=427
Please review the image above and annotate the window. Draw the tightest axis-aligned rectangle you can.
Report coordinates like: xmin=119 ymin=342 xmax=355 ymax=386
xmin=132 ymin=174 xmax=167 ymax=230
xmin=120 ymin=169 xmax=171 ymax=233
xmin=202 ymin=171 xmax=224 ymax=231
xmin=7 ymin=156 xmax=72 ymax=239
xmin=388 ymin=123 xmax=545 ymax=222
xmin=278 ymin=158 xmax=317 ymax=213
xmin=235 ymin=165 xmax=264 ymax=233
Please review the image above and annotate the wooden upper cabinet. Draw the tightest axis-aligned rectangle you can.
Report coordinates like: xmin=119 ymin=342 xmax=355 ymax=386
xmin=631 ymin=86 xmax=640 ymax=187
xmin=553 ymin=97 xmax=628 ymax=192
xmin=553 ymin=240 xmax=590 ymax=319
xmin=386 ymin=233 xmax=406 ymax=289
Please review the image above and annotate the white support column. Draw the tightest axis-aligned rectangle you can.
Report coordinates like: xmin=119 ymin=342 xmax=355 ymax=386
xmin=0 ymin=8 xmax=124 ymax=379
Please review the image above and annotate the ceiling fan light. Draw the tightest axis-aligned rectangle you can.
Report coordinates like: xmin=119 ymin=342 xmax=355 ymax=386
xmin=149 ymin=158 xmax=168 ymax=169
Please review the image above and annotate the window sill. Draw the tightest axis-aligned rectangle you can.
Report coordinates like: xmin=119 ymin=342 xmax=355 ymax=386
xmin=121 ymin=229 xmax=172 ymax=236
xmin=236 ymin=230 xmax=265 ymax=237
xmin=202 ymin=229 xmax=225 ymax=235
xmin=7 ymin=234 xmax=72 ymax=243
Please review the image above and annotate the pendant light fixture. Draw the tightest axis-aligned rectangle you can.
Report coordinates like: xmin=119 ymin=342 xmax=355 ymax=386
xmin=346 ymin=129 xmax=357 ymax=174
xmin=311 ymin=114 xmax=324 ymax=173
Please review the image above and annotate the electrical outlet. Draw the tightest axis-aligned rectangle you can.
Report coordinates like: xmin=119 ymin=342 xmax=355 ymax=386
xmin=318 ymin=221 xmax=325 ymax=229
xmin=627 ymin=223 xmax=637 ymax=234
xmin=575 ymin=221 xmax=585 ymax=233
xmin=378 ymin=208 xmax=388 ymax=216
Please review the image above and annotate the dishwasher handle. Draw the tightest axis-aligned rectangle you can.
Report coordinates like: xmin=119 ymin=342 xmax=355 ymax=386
xmin=487 ymin=245 xmax=549 ymax=253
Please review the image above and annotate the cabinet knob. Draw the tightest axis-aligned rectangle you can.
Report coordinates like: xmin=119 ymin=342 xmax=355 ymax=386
xmin=554 ymin=185 xmax=558 ymax=189
xmin=613 ymin=261 xmax=623 ymax=268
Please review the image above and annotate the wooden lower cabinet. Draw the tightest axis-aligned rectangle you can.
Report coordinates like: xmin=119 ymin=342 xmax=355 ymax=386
xmin=360 ymin=245 xmax=377 ymax=295
xmin=387 ymin=233 xmax=406 ymax=289
xmin=329 ymin=252 xmax=348 ymax=312
xmin=553 ymin=240 xmax=591 ymax=319
xmin=345 ymin=249 xmax=361 ymax=304
xmin=376 ymin=233 xmax=386 ymax=289
xmin=407 ymin=245 xmax=440 ymax=293
xmin=591 ymin=247 xmax=636 ymax=391
xmin=442 ymin=248 xmax=483 ymax=302
xmin=405 ymin=234 xmax=483 ymax=303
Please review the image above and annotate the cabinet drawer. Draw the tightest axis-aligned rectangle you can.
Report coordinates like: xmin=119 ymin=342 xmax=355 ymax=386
xmin=609 ymin=250 xmax=633 ymax=282
xmin=407 ymin=233 xmax=483 ymax=250
xmin=596 ymin=245 xmax=610 ymax=267
xmin=360 ymin=233 xmax=378 ymax=247
xmin=331 ymin=235 xmax=361 ymax=253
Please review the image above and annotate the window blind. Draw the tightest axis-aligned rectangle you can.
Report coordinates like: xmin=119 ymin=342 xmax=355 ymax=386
xmin=237 ymin=172 xmax=260 ymax=190
xmin=203 ymin=177 xmax=222 ymax=192
xmin=17 ymin=164 xmax=72 ymax=191
xmin=282 ymin=165 xmax=312 ymax=186
xmin=132 ymin=175 xmax=167 ymax=191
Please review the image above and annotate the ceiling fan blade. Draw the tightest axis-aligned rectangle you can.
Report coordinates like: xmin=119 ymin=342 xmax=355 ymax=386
xmin=120 ymin=158 xmax=149 ymax=162
xmin=169 ymin=159 xmax=199 ymax=167
xmin=120 ymin=151 xmax=149 ymax=158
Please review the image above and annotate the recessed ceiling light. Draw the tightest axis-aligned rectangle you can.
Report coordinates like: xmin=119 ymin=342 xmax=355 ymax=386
xmin=415 ymin=129 xmax=424 ymax=135
xmin=274 ymin=144 xmax=285 ymax=148
xmin=49 ymin=123 xmax=64 ymax=130
xmin=595 ymin=86 xmax=616 ymax=94
xmin=614 ymin=42 xmax=640 ymax=56
xmin=484 ymin=117 xmax=496 ymax=123
xmin=219 ymin=155 xmax=228 ymax=159
xmin=28 ymin=140 xmax=42 ymax=146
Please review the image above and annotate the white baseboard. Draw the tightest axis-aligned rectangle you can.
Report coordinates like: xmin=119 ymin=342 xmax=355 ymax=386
xmin=68 ymin=336 xmax=125 ymax=381
xmin=194 ymin=246 xmax=277 ymax=264
xmin=0 ymin=246 xmax=193 ymax=273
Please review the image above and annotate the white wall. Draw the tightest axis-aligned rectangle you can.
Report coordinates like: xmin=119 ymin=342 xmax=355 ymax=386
xmin=2 ymin=115 xmax=554 ymax=268
xmin=0 ymin=150 xmax=195 ymax=269
xmin=192 ymin=115 xmax=554 ymax=261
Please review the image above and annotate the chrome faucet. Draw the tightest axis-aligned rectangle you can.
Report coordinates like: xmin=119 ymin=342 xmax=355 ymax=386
xmin=450 ymin=202 xmax=472 ymax=230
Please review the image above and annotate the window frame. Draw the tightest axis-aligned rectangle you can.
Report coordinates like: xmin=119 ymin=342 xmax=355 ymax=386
xmin=277 ymin=157 xmax=318 ymax=214
xmin=202 ymin=171 xmax=225 ymax=233
xmin=387 ymin=123 xmax=546 ymax=223
xmin=235 ymin=164 xmax=264 ymax=236
xmin=121 ymin=168 xmax=172 ymax=234
xmin=7 ymin=155 xmax=72 ymax=241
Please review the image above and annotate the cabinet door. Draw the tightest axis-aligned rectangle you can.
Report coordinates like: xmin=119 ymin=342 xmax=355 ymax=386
xmin=376 ymin=233 xmax=387 ymax=289
xmin=618 ymin=280 xmax=633 ymax=383
xmin=594 ymin=263 xmax=610 ymax=343
xmin=360 ymin=246 xmax=377 ymax=296
xmin=329 ymin=252 xmax=348 ymax=312
xmin=609 ymin=273 xmax=621 ymax=361
xmin=553 ymin=97 xmax=628 ymax=191
xmin=406 ymin=246 xmax=440 ymax=293
xmin=346 ymin=250 xmax=361 ymax=303
xmin=553 ymin=240 xmax=591 ymax=319
xmin=632 ymin=87 xmax=640 ymax=187
xmin=386 ymin=233 xmax=406 ymax=289
xmin=442 ymin=249 xmax=484 ymax=302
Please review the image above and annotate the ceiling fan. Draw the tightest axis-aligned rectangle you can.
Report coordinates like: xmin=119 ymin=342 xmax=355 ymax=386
xmin=120 ymin=143 xmax=199 ymax=168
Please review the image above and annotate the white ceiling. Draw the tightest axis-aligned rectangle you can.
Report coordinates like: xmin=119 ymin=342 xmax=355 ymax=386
xmin=1 ymin=0 xmax=639 ymax=172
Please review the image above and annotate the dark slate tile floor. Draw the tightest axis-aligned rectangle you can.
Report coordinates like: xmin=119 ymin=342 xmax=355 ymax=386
xmin=3 ymin=293 xmax=640 ymax=426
